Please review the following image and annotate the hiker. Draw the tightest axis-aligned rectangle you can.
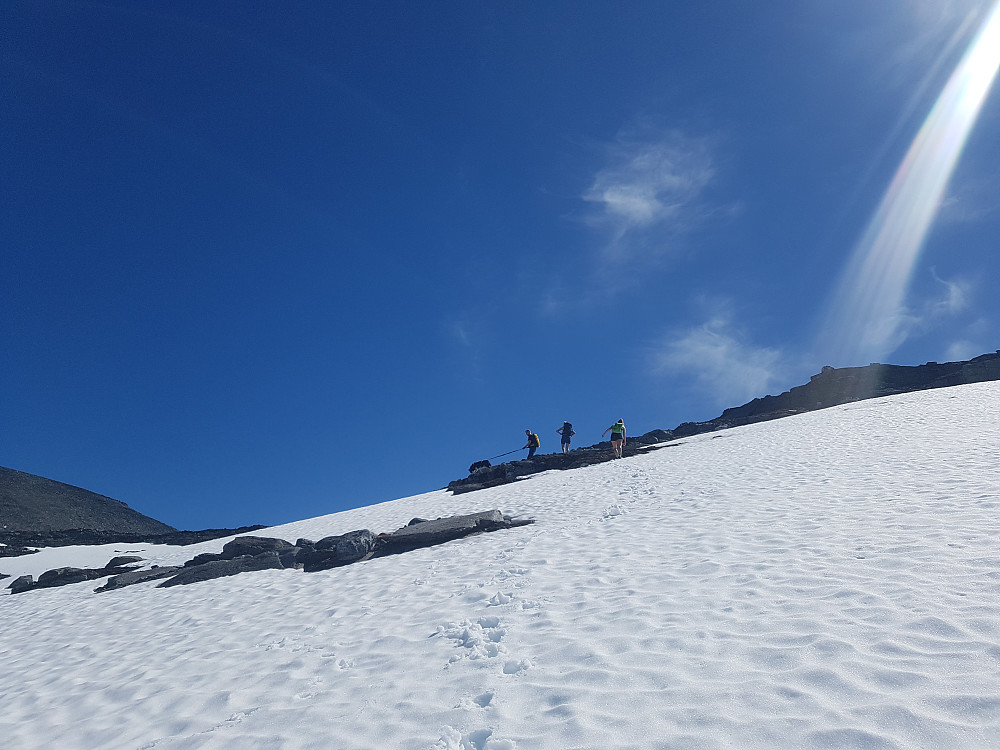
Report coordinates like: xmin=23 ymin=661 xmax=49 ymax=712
xmin=556 ymin=421 xmax=576 ymax=454
xmin=523 ymin=429 xmax=540 ymax=459
xmin=602 ymin=419 xmax=626 ymax=458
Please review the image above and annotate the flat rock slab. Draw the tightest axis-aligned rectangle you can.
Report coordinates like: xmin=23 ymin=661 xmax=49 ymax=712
xmin=158 ymin=552 xmax=283 ymax=588
xmin=378 ymin=510 xmax=510 ymax=555
xmin=96 ymin=566 xmax=182 ymax=592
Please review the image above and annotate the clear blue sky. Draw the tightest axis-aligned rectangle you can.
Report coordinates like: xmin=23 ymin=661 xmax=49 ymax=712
xmin=4 ymin=1 xmax=999 ymax=530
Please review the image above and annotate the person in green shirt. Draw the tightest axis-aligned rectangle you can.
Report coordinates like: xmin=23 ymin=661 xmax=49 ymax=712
xmin=602 ymin=419 xmax=626 ymax=458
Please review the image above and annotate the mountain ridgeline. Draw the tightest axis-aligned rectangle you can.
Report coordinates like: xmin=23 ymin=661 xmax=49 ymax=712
xmin=448 ymin=351 xmax=1000 ymax=493
xmin=672 ymin=351 xmax=1000 ymax=437
xmin=0 ymin=467 xmax=263 ymax=549
xmin=4 ymin=352 xmax=1000 ymax=540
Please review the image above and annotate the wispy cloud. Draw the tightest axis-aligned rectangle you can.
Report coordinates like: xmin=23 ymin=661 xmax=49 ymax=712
xmin=943 ymin=315 xmax=993 ymax=361
xmin=938 ymin=175 xmax=1000 ymax=224
xmin=649 ymin=314 xmax=786 ymax=407
xmin=582 ymin=126 xmax=718 ymax=260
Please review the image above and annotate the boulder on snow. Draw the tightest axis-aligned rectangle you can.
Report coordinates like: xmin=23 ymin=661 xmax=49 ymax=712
xmin=378 ymin=510 xmax=514 ymax=555
xmin=96 ymin=566 xmax=182 ymax=592
xmin=105 ymin=555 xmax=144 ymax=568
xmin=183 ymin=552 xmax=226 ymax=568
xmin=8 ymin=575 xmax=34 ymax=594
xmin=300 ymin=530 xmax=377 ymax=572
xmin=158 ymin=552 xmax=284 ymax=588
xmin=36 ymin=567 xmax=89 ymax=588
xmin=220 ymin=536 xmax=294 ymax=559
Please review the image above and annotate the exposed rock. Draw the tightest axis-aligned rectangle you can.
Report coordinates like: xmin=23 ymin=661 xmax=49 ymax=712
xmin=8 ymin=575 xmax=34 ymax=594
xmin=300 ymin=530 xmax=377 ymax=572
xmin=449 ymin=352 xmax=1000 ymax=494
xmin=36 ymin=567 xmax=89 ymax=588
xmin=10 ymin=562 xmax=156 ymax=593
xmin=105 ymin=556 xmax=144 ymax=569
xmin=0 ymin=545 xmax=39 ymax=558
xmin=468 ymin=460 xmax=492 ymax=473
xmin=0 ymin=525 xmax=269 ymax=549
xmin=673 ymin=352 xmax=1000 ymax=438
xmin=221 ymin=536 xmax=294 ymax=559
xmin=95 ymin=566 xmax=182 ymax=592
xmin=158 ymin=552 xmax=284 ymax=588
xmin=278 ymin=547 xmax=303 ymax=570
xmin=377 ymin=510 xmax=521 ymax=555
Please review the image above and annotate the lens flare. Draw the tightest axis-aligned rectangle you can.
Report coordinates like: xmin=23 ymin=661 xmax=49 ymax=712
xmin=822 ymin=1 xmax=1000 ymax=365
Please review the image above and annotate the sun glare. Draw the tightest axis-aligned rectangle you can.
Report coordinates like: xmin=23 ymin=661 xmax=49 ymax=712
xmin=822 ymin=0 xmax=1000 ymax=366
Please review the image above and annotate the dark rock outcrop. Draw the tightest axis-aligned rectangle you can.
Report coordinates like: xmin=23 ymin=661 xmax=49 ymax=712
xmin=0 ymin=545 xmax=39 ymax=558
xmin=673 ymin=352 xmax=1000 ymax=438
xmin=298 ymin=529 xmax=379 ymax=572
xmin=8 ymin=555 xmax=147 ymax=594
xmin=0 ymin=525 xmax=269 ymax=550
xmin=221 ymin=536 xmax=294 ymax=559
xmin=377 ymin=510 xmax=514 ymax=555
xmin=449 ymin=351 xmax=1000 ymax=494
xmin=8 ymin=575 xmax=34 ymax=594
xmin=96 ymin=566 xmax=182 ymax=592
xmin=105 ymin=556 xmax=144 ymax=568
xmin=157 ymin=552 xmax=284 ymax=588
xmin=449 ymin=431 xmax=670 ymax=494
xmin=92 ymin=510 xmax=532 ymax=591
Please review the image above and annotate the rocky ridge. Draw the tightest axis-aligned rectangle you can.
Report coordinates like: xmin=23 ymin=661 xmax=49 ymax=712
xmin=6 ymin=510 xmax=532 ymax=596
xmin=448 ymin=352 xmax=1000 ymax=494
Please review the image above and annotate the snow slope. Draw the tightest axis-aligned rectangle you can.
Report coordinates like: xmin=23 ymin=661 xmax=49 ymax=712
xmin=2 ymin=382 xmax=999 ymax=750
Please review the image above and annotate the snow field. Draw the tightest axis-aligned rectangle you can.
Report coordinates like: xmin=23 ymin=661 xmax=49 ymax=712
xmin=1 ymin=382 xmax=999 ymax=749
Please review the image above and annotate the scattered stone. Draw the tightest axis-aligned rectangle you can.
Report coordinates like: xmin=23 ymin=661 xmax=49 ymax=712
xmin=158 ymin=552 xmax=284 ymax=588
xmin=13 ymin=510 xmax=533 ymax=594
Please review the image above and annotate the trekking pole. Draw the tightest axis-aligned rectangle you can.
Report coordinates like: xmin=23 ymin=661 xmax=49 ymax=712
xmin=485 ymin=447 xmax=523 ymax=461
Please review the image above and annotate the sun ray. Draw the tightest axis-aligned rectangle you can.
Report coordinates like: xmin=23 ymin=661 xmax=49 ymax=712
xmin=822 ymin=0 xmax=1000 ymax=365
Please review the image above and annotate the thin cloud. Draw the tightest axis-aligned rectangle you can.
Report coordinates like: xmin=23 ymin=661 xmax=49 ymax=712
xmin=650 ymin=316 xmax=786 ymax=407
xmin=928 ymin=268 xmax=971 ymax=316
xmin=944 ymin=339 xmax=981 ymax=361
xmin=582 ymin=127 xmax=717 ymax=259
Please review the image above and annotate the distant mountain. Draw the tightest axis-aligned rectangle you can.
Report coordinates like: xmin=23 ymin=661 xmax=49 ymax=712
xmin=0 ymin=466 xmax=177 ymax=548
xmin=0 ymin=466 xmax=268 ymax=549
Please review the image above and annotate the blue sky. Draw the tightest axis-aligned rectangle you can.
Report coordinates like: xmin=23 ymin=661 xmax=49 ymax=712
xmin=4 ymin=1 xmax=999 ymax=530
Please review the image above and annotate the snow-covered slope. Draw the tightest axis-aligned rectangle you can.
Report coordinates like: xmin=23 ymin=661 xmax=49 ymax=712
xmin=3 ymin=383 xmax=999 ymax=750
